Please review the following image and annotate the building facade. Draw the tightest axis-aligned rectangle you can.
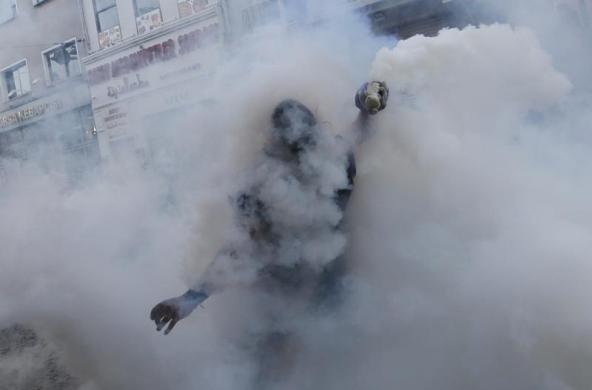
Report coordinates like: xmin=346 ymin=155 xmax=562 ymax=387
xmin=0 ymin=0 xmax=99 ymax=178
xmin=79 ymin=0 xmax=379 ymax=162
xmin=80 ymin=0 xmax=224 ymax=162
xmin=2 ymin=0 xmax=584 ymax=171
xmin=78 ymin=0 xmax=501 ymax=163
xmin=350 ymin=0 xmax=494 ymax=38
xmin=219 ymin=0 xmax=486 ymax=40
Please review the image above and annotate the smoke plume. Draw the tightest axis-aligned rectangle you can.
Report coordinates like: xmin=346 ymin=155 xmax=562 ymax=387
xmin=1 ymin=3 xmax=592 ymax=390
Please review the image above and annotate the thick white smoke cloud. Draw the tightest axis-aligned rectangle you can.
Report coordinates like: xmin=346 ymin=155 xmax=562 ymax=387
xmin=1 ymin=5 xmax=592 ymax=390
xmin=340 ymin=23 xmax=592 ymax=390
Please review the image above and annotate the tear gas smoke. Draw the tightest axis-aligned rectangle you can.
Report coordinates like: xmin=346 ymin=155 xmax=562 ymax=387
xmin=1 ymin=3 xmax=592 ymax=390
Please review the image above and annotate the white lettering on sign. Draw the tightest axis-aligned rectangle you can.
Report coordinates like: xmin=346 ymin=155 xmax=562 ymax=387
xmin=106 ymin=74 xmax=150 ymax=99
xmin=0 ymin=100 xmax=64 ymax=129
xmin=87 ymin=23 xmax=219 ymax=86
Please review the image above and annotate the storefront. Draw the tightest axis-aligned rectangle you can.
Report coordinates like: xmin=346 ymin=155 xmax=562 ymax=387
xmin=0 ymin=82 xmax=98 ymax=179
xmin=83 ymin=10 xmax=223 ymax=163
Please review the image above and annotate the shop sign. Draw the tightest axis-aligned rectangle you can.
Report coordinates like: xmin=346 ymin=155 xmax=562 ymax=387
xmin=88 ymin=18 xmax=221 ymax=108
xmin=0 ymin=83 xmax=90 ymax=132
xmin=107 ymin=73 xmax=150 ymax=99
xmin=101 ymin=106 xmax=128 ymax=131
xmin=0 ymin=100 xmax=63 ymax=129
xmin=88 ymin=22 xmax=219 ymax=86
xmin=94 ymin=102 xmax=131 ymax=140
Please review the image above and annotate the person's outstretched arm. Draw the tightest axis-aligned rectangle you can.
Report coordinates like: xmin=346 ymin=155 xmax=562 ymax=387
xmin=350 ymin=81 xmax=389 ymax=145
xmin=149 ymin=246 xmax=237 ymax=335
xmin=150 ymin=244 xmax=255 ymax=335
xmin=150 ymin=288 xmax=209 ymax=335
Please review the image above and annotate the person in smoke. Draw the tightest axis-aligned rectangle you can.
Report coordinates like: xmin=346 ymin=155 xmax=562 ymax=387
xmin=150 ymin=81 xmax=389 ymax=337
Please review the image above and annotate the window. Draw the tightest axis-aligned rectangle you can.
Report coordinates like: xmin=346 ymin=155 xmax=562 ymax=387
xmin=178 ymin=0 xmax=210 ymax=18
xmin=2 ymin=61 xmax=31 ymax=101
xmin=94 ymin=0 xmax=119 ymax=32
xmin=32 ymin=0 xmax=50 ymax=6
xmin=134 ymin=0 xmax=160 ymax=16
xmin=94 ymin=0 xmax=121 ymax=49
xmin=0 ymin=0 xmax=16 ymax=25
xmin=42 ymin=39 xmax=81 ymax=84
xmin=134 ymin=0 xmax=162 ymax=34
xmin=242 ymin=0 xmax=280 ymax=33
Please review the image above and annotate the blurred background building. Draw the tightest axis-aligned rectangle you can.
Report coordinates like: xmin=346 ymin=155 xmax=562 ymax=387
xmin=79 ymin=0 xmax=493 ymax=163
xmin=1 ymin=0 xmax=589 ymax=171
xmin=0 ymin=0 xmax=99 ymax=179
xmin=0 ymin=2 xmax=590 ymax=388
xmin=346 ymin=0 xmax=492 ymax=38
xmin=79 ymin=0 xmax=223 ymax=163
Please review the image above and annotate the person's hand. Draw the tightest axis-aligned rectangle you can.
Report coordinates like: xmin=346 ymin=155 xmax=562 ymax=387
xmin=150 ymin=290 xmax=208 ymax=335
xmin=355 ymin=81 xmax=389 ymax=115
xmin=150 ymin=297 xmax=182 ymax=335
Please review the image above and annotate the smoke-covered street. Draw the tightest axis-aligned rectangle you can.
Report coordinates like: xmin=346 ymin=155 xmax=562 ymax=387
xmin=1 ymin=1 xmax=592 ymax=389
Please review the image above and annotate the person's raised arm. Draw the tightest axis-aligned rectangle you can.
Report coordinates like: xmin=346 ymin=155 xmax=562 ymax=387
xmin=350 ymin=81 xmax=389 ymax=145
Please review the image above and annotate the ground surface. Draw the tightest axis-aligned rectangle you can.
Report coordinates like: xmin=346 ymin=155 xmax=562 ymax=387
xmin=0 ymin=324 xmax=78 ymax=390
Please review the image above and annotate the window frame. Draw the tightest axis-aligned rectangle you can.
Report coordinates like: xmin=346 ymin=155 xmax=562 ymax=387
xmin=241 ymin=0 xmax=281 ymax=33
xmin=0 ymin=0 xmax=17 ymax=26
xmin=41 ymin=37 xmax=82 ymax=86
xmin=133 ymin=0 xmax=161 ymax=17
xmin=32 ymin=0 xmax=50 ymax=6
xmin=93 ymin=0 xmax=119 ymax=33
xmin=1 ymin=59 xmax=32 ymax=102
xmin=134 ymin=0 xmax=162 ymax=35
xmin=177 ymin=0 xmax=210 ymax=18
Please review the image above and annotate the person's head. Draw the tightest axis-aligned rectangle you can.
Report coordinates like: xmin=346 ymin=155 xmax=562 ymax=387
xmin=270 ymin=99 xmax=319 ymax=155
